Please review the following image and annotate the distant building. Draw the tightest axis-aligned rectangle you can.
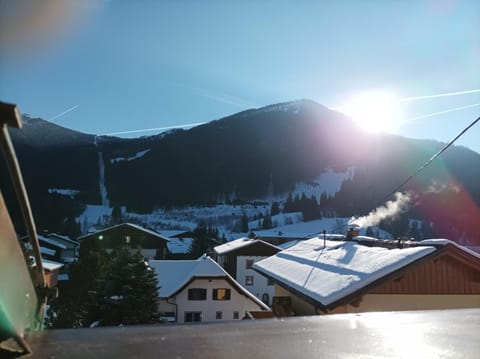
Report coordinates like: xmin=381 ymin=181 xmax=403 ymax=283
xmin=149 ymin=256 xmax=270 ymax=323
xmin=158 ymin=230 xmax=195 ymax=259
xmin=213 ymin=237 xmax=280 ymax=306
xmin=77 ymin=223 xmax=169 ymax=260
xmin=254 ymin=237 xmax=480 ymax=316
xmin=38 ymin=259 xmax=64 ymax=288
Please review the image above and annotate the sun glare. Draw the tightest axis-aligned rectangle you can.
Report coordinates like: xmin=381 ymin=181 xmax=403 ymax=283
xmin=340 ymin=91 xmax=403 ymax=133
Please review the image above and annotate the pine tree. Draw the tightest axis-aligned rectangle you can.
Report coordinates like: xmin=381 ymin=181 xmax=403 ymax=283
xmin=240 ymin=212 xmax=249 ymax=233
xmin=270 ymin=201 xmax=280 ymax=216
xmin=92 ymin=246 xmax=160 ymax=326
xmin=49 ymin=237 xmax=108 ymax=328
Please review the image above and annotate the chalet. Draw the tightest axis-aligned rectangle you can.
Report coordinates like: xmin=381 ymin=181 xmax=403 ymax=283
xmin=254 ymin=237 xmax=480 ymax=316
xmin=214 ymin=238 xmax=280 ymax=306
xmin=22 ymin=235 xmax=67 ymax=262
xmin=149 ymin=256 xmax=270 ymax=323
xmin=77 ymin=223 xmax=169 ymax=260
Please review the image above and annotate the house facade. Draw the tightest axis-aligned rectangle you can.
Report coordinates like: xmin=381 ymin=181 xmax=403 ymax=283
xmin=78 ymin=223 xmax=169 ymax=260
xmin=254 ymin=237 xmax=480 ymax=316
xmin=214 ymin=238 xmax=280 ymax=306
xmin=149 ymin=256 xmax=270 ymax=323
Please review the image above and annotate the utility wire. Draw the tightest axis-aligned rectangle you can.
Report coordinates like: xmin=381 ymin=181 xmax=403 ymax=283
xmin=382 ymin=114 xmax=480 ymax=202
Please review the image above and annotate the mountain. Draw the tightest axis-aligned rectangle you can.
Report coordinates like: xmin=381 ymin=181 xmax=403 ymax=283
xmin=1 ymin=100 xmax=479 ymax=244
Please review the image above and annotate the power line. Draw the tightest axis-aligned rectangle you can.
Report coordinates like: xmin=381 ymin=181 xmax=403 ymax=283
xmin=382 ymin=113 xmax=480 ymax=202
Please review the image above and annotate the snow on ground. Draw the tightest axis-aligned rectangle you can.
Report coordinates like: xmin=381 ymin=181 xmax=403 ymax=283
xmin=291 ymin=167 xmax=355 ymax=201
xmin=254 ymin=238 xmax=436 ymax=306
xmin=110 ymin=149 xmax=151 ymax=164
xmin=48 ymin=188 xmax=80 ymax=197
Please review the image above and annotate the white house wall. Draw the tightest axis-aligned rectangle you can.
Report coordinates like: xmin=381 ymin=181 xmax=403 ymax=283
xmin=236 ymin=255 xmax=275 ymax=306
xmin=174 ymin=278 xmax=264 ymax=324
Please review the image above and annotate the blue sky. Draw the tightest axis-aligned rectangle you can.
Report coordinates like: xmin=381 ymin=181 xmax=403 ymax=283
xmin=1 ymin=0 xmax=479 ymax=153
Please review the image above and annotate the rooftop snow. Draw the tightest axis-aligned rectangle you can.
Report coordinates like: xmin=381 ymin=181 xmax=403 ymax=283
xmin=254 ymin=238 xmax=436 ymax=307
xmin=418 ymin=238 xmax=480 ymax=260
xmin=78 ymin=222 xmax=169 ymax=241
xmin=26 ymin=243 xmax=56 ymax=256
xmin=38 ymin=235 xmax=68 ymax=249
xmin=214 ymin=237 xmax=279 ymax=255
xmin=39 ymin=259 xmax=64 ymax=271
xmin=149 ymin=256 xmax=225 ymax=297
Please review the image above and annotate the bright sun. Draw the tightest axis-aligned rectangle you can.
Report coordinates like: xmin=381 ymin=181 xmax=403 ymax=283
xmin=340 ymin=91 xmax=403 ymax=133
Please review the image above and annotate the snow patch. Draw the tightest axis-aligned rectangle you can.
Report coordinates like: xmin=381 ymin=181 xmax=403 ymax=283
xmin=48 ymin=188 xmax=80 ymax=197
xmin=110 ymin=149 xmax=151 ymax=164
xmin=292 ymin=167 xmax=355 ymax=201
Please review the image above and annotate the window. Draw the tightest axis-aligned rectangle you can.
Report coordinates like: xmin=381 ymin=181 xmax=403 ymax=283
xmin=245 ymin=276 xmax=254 ymax=286
xmin=262 ymin=293 xmax=270 ymax=305
xmin=124 ymin=235 xmax=131 ymax=244
xmin=245 ymin=259 xmax=254 ymax=269
xmin=267 ymin=278 xmax=274 ymax=286
xmin=213 ymin=288 xmax=231 ymax=300
xmin=233 ymin=311 xmax=240 ymax=319
xmin=188 ymin=288 xmax=207 ymax=300
xmin=216 ymin=311 xmax=222 ymax=320
xmin=184 ymin=312 xmax=202 ymax=322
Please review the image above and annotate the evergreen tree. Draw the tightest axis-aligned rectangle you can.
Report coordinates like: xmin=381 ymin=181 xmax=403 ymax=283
xmin=262 ymin=212 xmax=273 ymax=229
xmin=110 ymin=205 xmax=123 ymax=225
xmin=190 ymin=222 xmax=211 ymax=258
xmin=49 ymin=237 xmax=108 ymax=328
xmin=92 ymin=246 xmax=160 ymax=326
xmin=270 ymin=201 xmax=280 ymax=216
xmin=240 ymin=212 xmax=249 ymax=233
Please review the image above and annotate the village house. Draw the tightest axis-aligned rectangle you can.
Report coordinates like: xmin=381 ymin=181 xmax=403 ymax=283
xmin=77 ymin=223 xmax=169 ymax=260
xmin=213 ymin=237 xmax=281 ymax=306
xmin=254 ymin=237 xmax=480 ymax=316
xmin=149 ymin=256 xmax=270 ymax=323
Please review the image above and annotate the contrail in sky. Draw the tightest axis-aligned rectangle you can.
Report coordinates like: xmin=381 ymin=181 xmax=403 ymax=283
xmin=405 ymin=103 xmax=480 ymax=122
xmin=49 ymin=104 xmax=80 ymax=121
xmin=399 ymin=89 xmax=480 ymax=102
xmin=104 ymin=122 xmax=206 ymax=136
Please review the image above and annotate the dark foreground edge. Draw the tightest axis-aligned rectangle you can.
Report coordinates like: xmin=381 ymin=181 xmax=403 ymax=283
xmin=24 ymin=309 xmax=480 ymax=358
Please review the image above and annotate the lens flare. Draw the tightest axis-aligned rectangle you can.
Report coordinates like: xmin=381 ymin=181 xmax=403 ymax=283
xmin=340 ymin=91 xmax=403 ymax=133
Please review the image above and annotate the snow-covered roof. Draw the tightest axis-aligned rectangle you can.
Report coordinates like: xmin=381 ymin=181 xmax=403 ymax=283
xmin=26 ymin=243 xmax=56 ymax=256
xmin=157 ymin=230 xmax=191 ymax=238
xmin=166 ymin=237 xmax=193 ymax=254
xmin=254 ymin=237 xmax=436 ymax=308
xmin=149 ymin=256 xmax=269 ymax=310
xmin=418 ymin=238 xmax=480 ymax=259
xmin=40 ymin=259 xmax=64 ymax=272
xmin=47 ymin=233 xmax=80 ymax=246
xmin=214 ymin=237 xmax=279 ymax=255
xmin=38 ymin=235 xmax=67 ymax=249
xmin=78 ymin=222 xmax=170 ymax=241
xmin=254 ymin=230 xmax=316 ymax=239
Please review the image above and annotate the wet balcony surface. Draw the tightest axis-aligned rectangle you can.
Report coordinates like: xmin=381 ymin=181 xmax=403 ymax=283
xmin=24 ymin=309 xmax=480 ymax=358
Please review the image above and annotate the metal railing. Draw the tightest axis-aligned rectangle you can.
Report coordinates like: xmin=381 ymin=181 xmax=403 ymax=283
xmin=0 ymin=102 xmax=47 ymax=353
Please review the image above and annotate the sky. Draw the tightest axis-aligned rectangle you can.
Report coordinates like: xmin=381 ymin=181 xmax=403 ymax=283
xmin=1 ymin=0 xmax=479 ymax=153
